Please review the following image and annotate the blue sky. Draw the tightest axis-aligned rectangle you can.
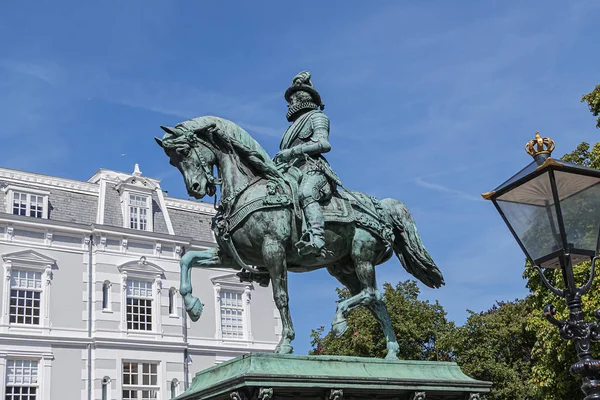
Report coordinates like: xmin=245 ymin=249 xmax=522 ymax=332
xmin=1 ymin=1 xmax=599 ymax=354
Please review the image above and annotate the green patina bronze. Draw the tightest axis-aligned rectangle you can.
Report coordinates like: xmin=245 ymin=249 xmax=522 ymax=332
xmin=176 ymin=353 xmax=491 ymax=400
xmin=155 ymin=71 xmax=445 ymax=359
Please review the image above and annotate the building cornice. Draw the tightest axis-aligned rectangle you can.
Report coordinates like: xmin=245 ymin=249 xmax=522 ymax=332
xmin=165 ymin=198 xmax=216 ymax=215
xmin=0 ymin=213 xmax=93 ymax=234
xmin=0 ymin=168 xmax=98 ymax=195
xmin=0 ymin=214 xmax=216 ymax=247
xmin=88 ymin=168 xmax=161 ymax=186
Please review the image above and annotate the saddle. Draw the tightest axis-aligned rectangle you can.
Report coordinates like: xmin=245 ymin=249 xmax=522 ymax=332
xmin=226 ymin=171 xmax=394 ymax=285
xmin=281 ymin=165 xmax=392 ymax=243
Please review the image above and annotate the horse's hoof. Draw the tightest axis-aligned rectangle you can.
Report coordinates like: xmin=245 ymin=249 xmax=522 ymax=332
xmin=186 ymin=297 xmax=203 ymax=322
xmin=331 ymin=320 xmax=348 ymax=338
xmin=275 ymin=343 xmax=294 ymax=354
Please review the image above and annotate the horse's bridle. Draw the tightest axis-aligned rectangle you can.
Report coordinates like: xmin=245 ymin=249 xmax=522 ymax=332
xmin=182 ymin=131 xmax=222 ymax=197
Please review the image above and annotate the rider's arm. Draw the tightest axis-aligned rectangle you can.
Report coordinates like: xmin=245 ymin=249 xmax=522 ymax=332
xmin=290 ymin=114 xmax=331 ymax=157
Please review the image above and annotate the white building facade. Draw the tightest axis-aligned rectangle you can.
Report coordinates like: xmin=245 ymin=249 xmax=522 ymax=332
xmin=0 ymin=165 xmax=280 ymax=400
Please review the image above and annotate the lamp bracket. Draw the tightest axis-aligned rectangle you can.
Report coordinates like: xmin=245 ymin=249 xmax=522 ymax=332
xmin=534 ymin=266 xmax=564 ymax=297
xmin=580 ymin=257 xmax=598 ymax=297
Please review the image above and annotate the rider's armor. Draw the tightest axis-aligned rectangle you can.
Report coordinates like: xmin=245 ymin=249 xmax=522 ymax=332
xmin=279 ymin=72 xmax=341 ymax=256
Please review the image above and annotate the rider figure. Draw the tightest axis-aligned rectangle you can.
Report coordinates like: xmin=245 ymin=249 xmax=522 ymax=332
xmin=274 ymin=71 xmax=340 ymax=257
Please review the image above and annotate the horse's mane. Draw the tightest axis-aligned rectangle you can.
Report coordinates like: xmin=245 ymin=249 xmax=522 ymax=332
xmin=164 ymin=116 xmax=284 ymax=182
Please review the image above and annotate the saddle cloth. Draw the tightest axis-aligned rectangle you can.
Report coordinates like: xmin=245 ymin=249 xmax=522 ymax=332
xmin=322 ymin=191 xmax=355 ymax=223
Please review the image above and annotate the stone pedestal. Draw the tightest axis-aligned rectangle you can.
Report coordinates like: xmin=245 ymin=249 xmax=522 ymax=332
xmin=177 ymin=353 xmax=491 ymax=399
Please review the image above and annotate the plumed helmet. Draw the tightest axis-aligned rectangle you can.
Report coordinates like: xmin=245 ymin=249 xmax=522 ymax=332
xmin=284 ymin=71 xmax=324 ymax=110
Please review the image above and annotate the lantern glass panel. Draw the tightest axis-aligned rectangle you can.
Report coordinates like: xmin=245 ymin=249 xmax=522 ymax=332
xmin=496 ymin=171 xmax=563 ymax=265
xmin=555 ymin=171 xmax=600 ymax=258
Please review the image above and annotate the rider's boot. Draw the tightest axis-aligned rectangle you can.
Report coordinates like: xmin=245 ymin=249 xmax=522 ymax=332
xmin=296 ymin=202 xmax=326 ymax=257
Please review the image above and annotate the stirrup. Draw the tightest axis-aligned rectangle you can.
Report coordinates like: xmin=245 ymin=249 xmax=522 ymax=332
xmin=295 ymin=231 xmax=325 ymax=256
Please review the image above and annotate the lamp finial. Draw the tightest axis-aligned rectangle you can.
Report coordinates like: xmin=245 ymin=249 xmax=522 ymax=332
xmin=525 ymin=131 xmax=555 ymax=159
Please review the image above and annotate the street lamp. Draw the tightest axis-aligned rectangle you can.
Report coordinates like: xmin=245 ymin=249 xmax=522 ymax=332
xmin=483 ymin=132 xmax=600 ymax=399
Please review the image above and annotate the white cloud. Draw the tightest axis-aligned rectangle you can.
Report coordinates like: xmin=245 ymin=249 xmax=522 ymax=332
xmin=412 ymin=177 xmax=480 ymax=202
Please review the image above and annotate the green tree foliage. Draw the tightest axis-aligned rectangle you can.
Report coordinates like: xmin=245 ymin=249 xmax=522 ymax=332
xmin=522 ymin=141 xmax=600 ymax=399
xmin=581 ymin=85 xmax=600 ymax=128
xmin=561 ymin=141 xmax=600 ymax=169
xmin=309 ymin=280 xmax=452 ymax=361
xmin=308 ymin=142 xmax=599 ymax=400
xmin=438 ymin=301 xmax=538 ymax=400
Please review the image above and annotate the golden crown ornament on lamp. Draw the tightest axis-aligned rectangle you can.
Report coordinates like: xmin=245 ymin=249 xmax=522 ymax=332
xmin=525 ymin=131 xmax=555 ymax=158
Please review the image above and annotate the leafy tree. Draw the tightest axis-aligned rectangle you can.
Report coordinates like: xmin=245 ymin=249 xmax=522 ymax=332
xmin=309 ymin=280 xmax=452 ymax=361
xmin=581 ymin=85 xmax=600 ymax=128
xmin=561 ymin=141 xmax=600 ymax=169
xmin=522 ymin=141 xmax=600 ymax=399
xmin=438 ymin=300 xmax=538 ymax=400
xmin=308 ymin=142 xmax=599 ymax=400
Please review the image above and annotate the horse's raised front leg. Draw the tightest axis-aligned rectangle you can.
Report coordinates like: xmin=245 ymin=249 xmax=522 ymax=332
xmin=263 ymin=239 xmax=295 ymax=354
xmin=179 ymin=248 xmax=224 ymax=321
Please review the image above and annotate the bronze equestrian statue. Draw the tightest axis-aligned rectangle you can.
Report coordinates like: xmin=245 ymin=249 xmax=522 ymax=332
xmin=155 ymin=71 xmax=444 ymax=359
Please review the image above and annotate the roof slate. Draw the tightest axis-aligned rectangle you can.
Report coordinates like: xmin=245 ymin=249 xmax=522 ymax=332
xmin=0 ymin=168 xmax=216 ymax=242
xmin=169 ymin=208 xmax=215 ymax=243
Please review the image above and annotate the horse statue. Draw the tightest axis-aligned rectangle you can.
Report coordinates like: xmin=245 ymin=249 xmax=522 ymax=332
xmin=155 ymin=115 xmax=444 ymax=359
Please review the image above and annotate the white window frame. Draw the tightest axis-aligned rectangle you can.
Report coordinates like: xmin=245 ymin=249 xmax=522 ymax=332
xmin=118 ymin=259 xmax=164 ymax=334
xmin=168 ymin=287 xmax=179 ymax=318
xmin=1 ymin=251 xmax=56 ymax=330
xmin=211 ymin=274 xmax=253 ymax=341
xmin=4 ymin=359 xmax=39 ymax=400
xmin=3 ymin=186 xmax=49 ymax=219
xmin=125 ymin=279 xmax=154 ymax=332
xmin=115 ymin=175 xmax=159 ymax=233
xmin=0 ymin=352 xmax=53 ymax=400
xmin=121 ymin=360 xmax=160 ymax=400
xmin=126 ymin=193 xmax=152 ymax=232
xmin=102 ymin=281 xmax=112 ymax=313
xmin=8 ymin=270 xmax=43 ymax=326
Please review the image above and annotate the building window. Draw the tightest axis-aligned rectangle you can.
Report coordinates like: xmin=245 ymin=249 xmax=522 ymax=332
xmin=2 ymin=250 xmax=55 ymax=329
xmin=220 ymin=291 xmax=244 ymax=339
xmin=102 ymin=281 xmax=111 ymax=310
xmin=126 ymin=280 xmax=152 ymax=331
xmin=168 ymin=287 xmax=177 ymax=316
xmin=5 ymin=360 xmax=39 ymax=400
xmin=10 ymin=270 xmax=42 ymax=325
xmin=122 ymin=362 xmax=158 ymax=399
xmin=128 ymin=194 xmax=149 ymax=231
xmin=7 ymin=189 xmax=48 ymax=219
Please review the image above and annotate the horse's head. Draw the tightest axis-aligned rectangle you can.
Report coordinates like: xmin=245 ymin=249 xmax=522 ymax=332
xmin=155 ymin=124 xmax=219 ymax=199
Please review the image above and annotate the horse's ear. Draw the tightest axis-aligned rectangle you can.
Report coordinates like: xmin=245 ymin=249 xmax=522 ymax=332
xmin=154 ymin=137 xmax=164 ymax=148
xmin=160 ymin=126 xmax=179 ymax=136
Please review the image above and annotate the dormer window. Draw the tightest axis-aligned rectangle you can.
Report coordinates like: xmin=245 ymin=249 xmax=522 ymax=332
xmin=128 ymin=194 xmax=150 ymax=231
xmin=115 ymin=168 xmax=156 ymax=232
xmin=3 ymin=186 xmax=49 ymax=219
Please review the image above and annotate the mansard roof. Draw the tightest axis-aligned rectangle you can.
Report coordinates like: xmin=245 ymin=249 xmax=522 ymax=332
xmin=0 ymin=165 xmax=216 ymax=243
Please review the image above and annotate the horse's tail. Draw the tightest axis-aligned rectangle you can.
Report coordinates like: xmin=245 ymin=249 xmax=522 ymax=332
xmin=380 ymin=198 xmax=445 ymax=289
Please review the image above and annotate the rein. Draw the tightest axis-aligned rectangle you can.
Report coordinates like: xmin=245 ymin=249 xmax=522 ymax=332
xmin=182 ymin=131 xmax=275 ymax=276
xmin=183 ymin=132 xmax=222 ymax=200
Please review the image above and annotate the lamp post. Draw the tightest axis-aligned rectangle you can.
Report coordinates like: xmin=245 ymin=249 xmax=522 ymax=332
xmin=482 ymin=132 xmax=600 ymax=399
